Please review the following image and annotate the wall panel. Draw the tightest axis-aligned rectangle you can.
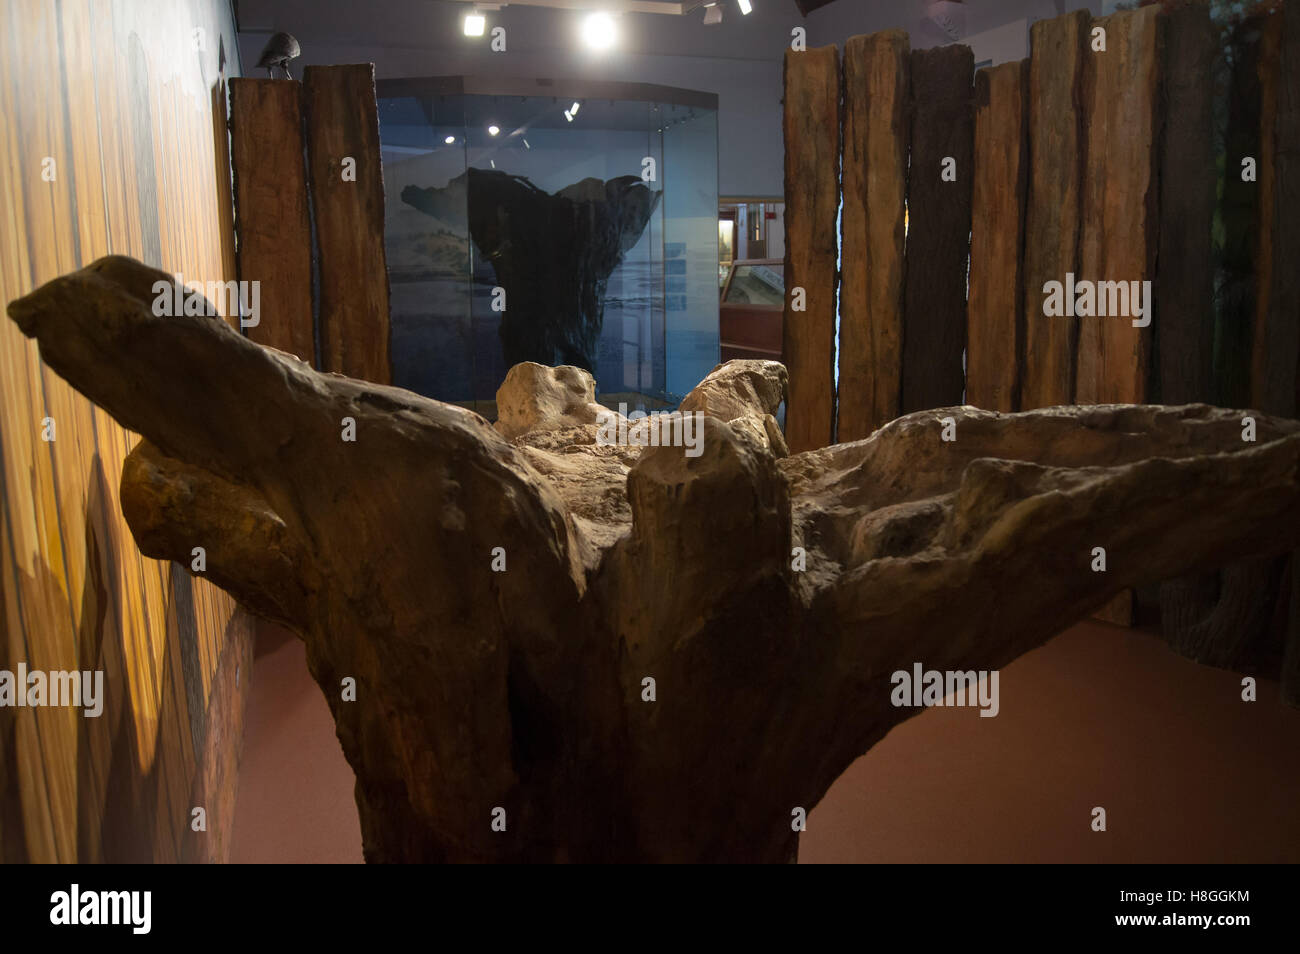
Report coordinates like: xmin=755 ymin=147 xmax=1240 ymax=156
xmin=0 ymin=0 xmax=250 ymax=863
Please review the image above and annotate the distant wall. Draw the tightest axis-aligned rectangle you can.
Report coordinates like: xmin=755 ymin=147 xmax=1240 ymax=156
xmin=235 ymin=1 xmax=1107 ymax=201
xmin=237 ymin=0 xmax=788 ymax=197
xmin=0 ymin=0 xmax=253 ymax=863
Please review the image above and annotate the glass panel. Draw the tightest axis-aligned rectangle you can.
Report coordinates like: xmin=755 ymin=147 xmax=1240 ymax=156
xmin=662 ymin=103 xmax=720 ymax=401
xmin=724 ymin=263 xmax=784 ymax=306
xmin=378 ymin=81 xmax=718 ymax=415
xmin=379 ymin=93 xmax=476 ymax=408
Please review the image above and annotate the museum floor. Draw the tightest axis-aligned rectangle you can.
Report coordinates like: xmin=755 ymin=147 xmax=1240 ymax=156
xmin=230 ymin=618 xmax=1300 ymax=864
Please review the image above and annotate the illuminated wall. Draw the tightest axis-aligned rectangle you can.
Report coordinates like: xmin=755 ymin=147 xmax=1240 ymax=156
xmin=0 ymin=0 xmax=252 ymax=863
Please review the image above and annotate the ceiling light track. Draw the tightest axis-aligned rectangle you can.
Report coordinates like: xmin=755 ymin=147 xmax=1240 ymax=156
xmin=455 ymin=1 xmax=743 ymax=15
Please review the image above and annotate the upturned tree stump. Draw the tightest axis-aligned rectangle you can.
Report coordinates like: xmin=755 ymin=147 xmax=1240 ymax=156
xmin=9 ymin=257 xmax=1300 ymax=862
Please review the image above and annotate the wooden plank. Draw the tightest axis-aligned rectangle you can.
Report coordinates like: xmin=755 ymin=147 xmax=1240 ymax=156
xmin=838 ymin=30 xmax=909 ymax=441
xmin=782 ymin=45 xmax=840 ymax=453
xmin=901 ymin=43 xmax=974 ymax=414
xmin=1253 ymin=3 xmax=1300 ymax=417
xmin=1263 ymin=1 xmax=1300 ymax=703
xmin=1077 ymin=7 xmax=1161 ymax=629
xmin=1286 ymin=555 xmax=1300 ymax=706
xmin=1076 ymin=6 xmax=1160 ymax=406
xmin=1252 ymin=16 xmax=1282 ymax=413
xmin=1153 ymin=2 xmax=1240 ymax=662
xmin=1216 ymin=14 xmax=1273 ymax=407
xmin=1020 ymin=10 xmax=1089 ymax=409
xmin=967 ymin=60 xmax=1028 ymax=413
xmin=1155 ymin=2 xmax=1217 ymax=405
xmin=229 ymin=78 xmax=315 ymax=363
xmin=304 ymin=64 xmax=393 ymax=384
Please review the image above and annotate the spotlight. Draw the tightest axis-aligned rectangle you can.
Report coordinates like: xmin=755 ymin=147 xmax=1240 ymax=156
xmin=444 ymin=135 xmax=456 ymax=144
xmin=488 ymin=124 xmax=500 ymax=136
xmin=581 ymin=12 xmax=617 ymax=51
xmin=703 ymin=3 xmax=722 ymax=25
xmin=463 ymin=11 xmax=486 ymax=37
xmin=738 ymin=0 xmax=753 ymax=13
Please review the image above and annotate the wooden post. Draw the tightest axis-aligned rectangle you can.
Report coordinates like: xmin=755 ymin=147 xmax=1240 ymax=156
xmin=1076 ymin=7 xmax=1160 ymax=408
xmin=967 ymin=60 xmax=1028 ymax=413
xmin=1253 ymin=4 xmax=1300 ymax=419
xmin=838 ymin=30 xmax=909 ymax=440
xmin=304 ymin=64 xmax=393 ymax=385
xmin=1262 ymin=3 xmax=1300 ymax=703
xmin=1020 ymin=10 xmax=1089 ymax=410
xmin=1155 ymin=3 xmax=1216 ymax=406
xmin=783 ymin=46 xmax=840 ymax=453
xmin=1160 ymin=11 xmax=1299 ymax=674
xmin=901 ymin=44 xmax=974 ymax=414
xmin=1154 ymin=1 xmax=1228 ymax=647
xmin=229 ymin=79 xmax=315 ymax=364
xmin=1214 ymin=15 xmax=1271 ymax=409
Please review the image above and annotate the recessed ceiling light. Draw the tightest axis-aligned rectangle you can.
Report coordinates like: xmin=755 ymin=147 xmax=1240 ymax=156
xmin=570 ymin=101 xmax=581 ymax=116
xmin=464 ymin=12 xmax=486 ymax=37
xmin=444 ymin=135 xmax=456 ymax=144
xmin=488 ymin=124 xmax=500 ymax=136
xmin=738 ymin=0 xmax=753 ymax=13
xmin=581 ymin=12 xmax=617 ymax=51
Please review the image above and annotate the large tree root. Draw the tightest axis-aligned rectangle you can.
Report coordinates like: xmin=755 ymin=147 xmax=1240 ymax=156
xmin=9 ymin=256 xmax=1300 ymax=862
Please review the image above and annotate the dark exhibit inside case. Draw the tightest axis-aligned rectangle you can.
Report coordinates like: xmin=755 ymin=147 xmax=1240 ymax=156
xmin=378 ymin=78 xmax=721 ymax=416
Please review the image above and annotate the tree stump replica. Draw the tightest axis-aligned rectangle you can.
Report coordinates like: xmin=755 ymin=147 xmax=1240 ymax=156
xmin=10 ymin=257 xmax=1300 ymax=863
xmin=400 ymin=169 xmax=660 ymax=372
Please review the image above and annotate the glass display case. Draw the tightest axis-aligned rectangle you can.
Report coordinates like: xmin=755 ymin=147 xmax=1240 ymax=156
xmin=377 ymin=77 xmax=720 ymax=417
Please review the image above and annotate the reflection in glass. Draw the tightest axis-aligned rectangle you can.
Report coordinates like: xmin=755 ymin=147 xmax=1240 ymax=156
xmin=378 ymin=82 xmax=719 ymax=417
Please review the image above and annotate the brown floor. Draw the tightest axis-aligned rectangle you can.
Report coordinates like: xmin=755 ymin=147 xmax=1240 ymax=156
xmin=230 ymin=624 xmax=362 ymax=863
xmin=231 ymin=619 xmax=1300 ymax=864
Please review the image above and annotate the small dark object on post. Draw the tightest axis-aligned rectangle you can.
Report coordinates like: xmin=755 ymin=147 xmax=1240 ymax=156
xmin=257 ymin=32 xmax=300 ymax=79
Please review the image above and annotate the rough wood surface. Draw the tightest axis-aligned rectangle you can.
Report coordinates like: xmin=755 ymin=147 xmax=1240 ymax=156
xmin=901 ymin=44 xmax=974 ymax=414
xmin=1155 ymin=4 xmax=1217 ymax=405
xmin=229 ymin=78 xmax=315 ymax=363
xmin=1215 ymin=13 xmax=1272 ymax=410
xmin=1074 ymin=9 xmax=1160 ymax=630
xmin=1154 ymin=2 xmax=1234 ymax=662
xmin=838 ymin=30 xmax=909 ymax=439
xmin=967 ymin=60 xmax=1028 ymax=413
xmin=1021 ymin=10 xmax=1089 ymax=409
xmin=12 ymin=256 xmax=1300 ymax=862
xmin=1257 ymin=4 xmax=1300 ymax=704
xmin=783 ymin=45 xmax=840 ymax=452
xmin=1252 ymin=3 xmax=1300 ymax=418
xmin=304 ymin=65 xmax=392 ymax=384
xmin=1076 ymin=7 xmax=1159 ymax=406
xmin=1158 ymin=11 xmax=1299 ymax=700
